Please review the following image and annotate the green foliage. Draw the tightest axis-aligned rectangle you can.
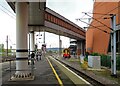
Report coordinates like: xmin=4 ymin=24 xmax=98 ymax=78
xmin=84 ymin=57 xmax=88 ymax=62
xmin=116 ymin=55 xmax=120 ymax=70
xmin=48 ymin=50 xmax=53 ymax=53
xmin=8 ymin=49 xmax=12 ymax=53
xmin=84 ymin=52 xmax=120 ymax=70
xmin=91 ymin=52 xmax=100 ymax=56
xmin=100 ymin=54 xmax=111 ymax=68
xmin=90 ymin=52 xmax=111 ymax=68
xmin=89 ymin=52 xmax=120 ymax=70
xmin=84 ymin=52 xmax=91 ymax=62
xmin=0 ymin=48 xmax=5 ymax=52
xmin=0 ymin=44 xmax=5 ymax=52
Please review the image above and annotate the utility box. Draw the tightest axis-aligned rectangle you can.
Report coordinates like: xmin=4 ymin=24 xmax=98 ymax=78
xmin=88 ymin=56 xmax=101 ymax=69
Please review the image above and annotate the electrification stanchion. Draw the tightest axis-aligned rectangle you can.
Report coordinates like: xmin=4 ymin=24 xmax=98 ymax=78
xmin=111 ymin=14 xmax=117 ymax=77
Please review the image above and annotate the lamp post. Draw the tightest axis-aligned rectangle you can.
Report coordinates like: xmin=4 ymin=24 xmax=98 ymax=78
xmin=6 ymin=35 xmax=8 ymax=57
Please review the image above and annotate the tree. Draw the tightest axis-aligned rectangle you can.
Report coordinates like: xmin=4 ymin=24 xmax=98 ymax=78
xmin=0 ymin=44 xmax=5 ymax=52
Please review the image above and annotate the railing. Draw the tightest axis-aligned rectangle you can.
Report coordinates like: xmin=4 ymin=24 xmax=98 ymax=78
xmin=2 ymin=58 xmax=35 ymax=80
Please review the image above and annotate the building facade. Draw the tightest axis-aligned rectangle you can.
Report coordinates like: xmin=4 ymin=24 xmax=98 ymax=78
xmin=86 ymin=0 xmax=120 ymax=54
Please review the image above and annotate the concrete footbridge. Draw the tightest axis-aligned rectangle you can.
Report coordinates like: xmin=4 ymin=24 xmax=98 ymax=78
xmin=8 ymin=2 xmax=85 ymax=40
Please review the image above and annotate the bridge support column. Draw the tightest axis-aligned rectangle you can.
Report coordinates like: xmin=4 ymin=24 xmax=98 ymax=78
xmin=77 ymin=40 xmax=85 ymax=58
xmin=77 ymin=41 xmax=81 ymax=58
xmin=30 ymin=31 xmax=35 ymax=53
xmin=11 ymin=2 xmax=34 ymax=81
xmin=59 ymin=35 xmax=62 ymax=57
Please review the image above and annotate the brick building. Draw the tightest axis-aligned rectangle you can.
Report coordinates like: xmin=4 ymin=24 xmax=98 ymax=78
xmin=86 ymin=0 xmax=120 ymax=54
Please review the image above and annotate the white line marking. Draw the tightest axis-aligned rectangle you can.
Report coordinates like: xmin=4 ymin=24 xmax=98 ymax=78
xmin=50 ymin=57 xmax=92 ymax=85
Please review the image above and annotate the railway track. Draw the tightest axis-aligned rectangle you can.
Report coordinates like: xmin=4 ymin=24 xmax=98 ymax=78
xmin=52 ymin=57 xmax=105 ymax=86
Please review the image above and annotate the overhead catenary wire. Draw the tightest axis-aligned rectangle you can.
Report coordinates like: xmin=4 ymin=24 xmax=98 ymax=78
xmin=81 ymin=2 xmax=120 ymax=31
xmin=0 ymin=3 xmax=15 ymax=20
xmin=77 ymin=2 xmax=119 ymax=34
xmin=0 ymin=7 xmax=15 ymax=19
xmin=94 ymin=2 xmax=120 ymax=18
xmin=83 ymin=25 xmax=105 ymax=28
xmin=76 ymin=19 xmax=110 ymax=34
xmin=90 ymin=5 xmax=120 ymax=26
xmin=106 ymin=5 xmax=120 ymax=15
xmin=76 ymin=2 xmax=105 ymax=28
xmin=86 ymin=12 xmax=112 ymax=16
xmin=81 ymin=3 xmax=120 ymax=31
xmin=83 ymin=12 xmax=113 ymax=31
xmin=80 ymin=2 xmax=105 ymax=19
xmin=93 ymin=2 xmax=104 ymax=9
xmin=9 ymin=37 xmax=14 ymax=45
xmin=0 ymin=3 xmax=15 ymax=17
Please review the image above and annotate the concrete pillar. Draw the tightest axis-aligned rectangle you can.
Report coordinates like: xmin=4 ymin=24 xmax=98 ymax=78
xmin=11 ymin=2 xmax=33 ymax=80
xmin=43 ymin=29 xmax=45 ymax=44
xmin=59 ymin=35 xmax=62 ymax=57
xmin=30 ymin=31 xmax=35 ymax=53
xmin=83 ymin=41 xmax=85 ymax=55
xmin=77 ymin=41 xmax=81 ymax=58
xmin=77 ymin=40 xmax=85 ymax=58
xmin=81 ymin=40 xmax=85 ymax=56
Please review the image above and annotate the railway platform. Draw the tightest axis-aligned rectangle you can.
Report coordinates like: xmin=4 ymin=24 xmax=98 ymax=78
xmin=1 ymin=56 xmax=59 ymax=86
xmin=1 ymin=55 xmax=120 ymax=86
xmin=56 ymin=56 xmax=120 ymax=86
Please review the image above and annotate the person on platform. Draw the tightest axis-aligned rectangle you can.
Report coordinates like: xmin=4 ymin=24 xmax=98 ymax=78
xmin=38 ymin=51 xmax=42 ymax=60
xmin=31 ymin=52 xmax=35 ymax=65
xmin=36 ymin=52 xmax=39 ymax=61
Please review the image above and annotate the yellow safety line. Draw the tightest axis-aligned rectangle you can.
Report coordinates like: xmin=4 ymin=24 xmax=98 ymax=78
xmin=46 ymin=57 xmax=63 ymax=86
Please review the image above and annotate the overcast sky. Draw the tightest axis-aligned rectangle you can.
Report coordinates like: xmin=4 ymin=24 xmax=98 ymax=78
xmin=0 ymin=0 xmax=94 ymax=49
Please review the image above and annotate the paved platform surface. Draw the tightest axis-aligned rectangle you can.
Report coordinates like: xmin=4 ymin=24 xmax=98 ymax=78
xmin=1 ymin=56 xmax=59 ymax=86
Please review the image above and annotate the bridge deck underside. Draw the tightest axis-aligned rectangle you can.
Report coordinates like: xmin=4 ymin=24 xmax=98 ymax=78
xmin=8 ymin=2 xmax=85 ymax=40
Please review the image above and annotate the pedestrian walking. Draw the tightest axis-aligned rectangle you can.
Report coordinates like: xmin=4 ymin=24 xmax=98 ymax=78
xmin=36 ymin=52 xmax=39 ymax=61
xmin=38 ymin=52 xmax=42 ymax=60
xmin=31 ymin=52 xmax=35 ymax=65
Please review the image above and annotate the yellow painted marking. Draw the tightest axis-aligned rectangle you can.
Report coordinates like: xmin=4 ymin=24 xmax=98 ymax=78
xmin=46 ymin=57 xmax=63 ymax=86
xmin=49 ymin=56 xmax=92 ymax=85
